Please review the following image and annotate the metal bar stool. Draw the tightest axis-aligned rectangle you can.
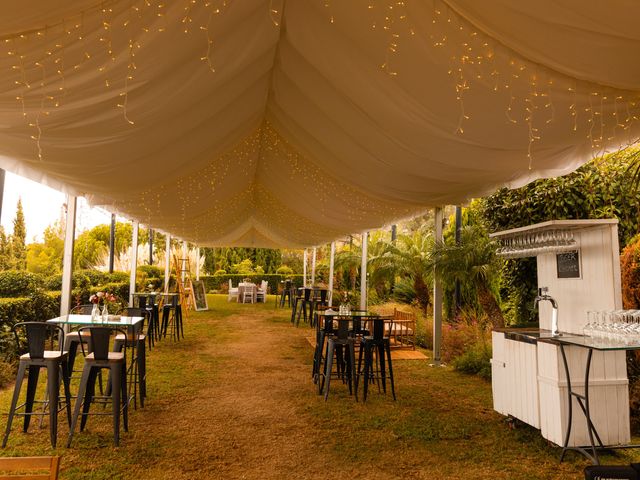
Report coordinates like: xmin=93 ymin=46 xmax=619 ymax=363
xmin=2 ymin=322 xmax=72 ymax=448
xmin=112 ymin=308 xmax=148 ymax=409
xmin=356 ymin=316 xmax=396 ymax=402
xmin=320 ymin=316 xmax=357 ymax=401
xmin=67 ymin=326 xmax=128 ymax=447
xmin=161 ymin=295 xmax=182 ymax=341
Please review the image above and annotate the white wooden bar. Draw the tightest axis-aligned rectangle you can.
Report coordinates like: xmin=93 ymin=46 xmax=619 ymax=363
xmin=491 ymin=219 xmax=630 ymax=448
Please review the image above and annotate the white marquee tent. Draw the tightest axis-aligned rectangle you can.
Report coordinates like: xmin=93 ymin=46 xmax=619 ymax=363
xmin=0 ymin=0 xmax=638 ymax=247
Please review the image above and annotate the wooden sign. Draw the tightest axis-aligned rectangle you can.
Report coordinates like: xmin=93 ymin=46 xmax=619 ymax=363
xmin=556 ymin=250 xmax=580 ymax=279
xmin=192 ymin=280 xmax=209 ymax=311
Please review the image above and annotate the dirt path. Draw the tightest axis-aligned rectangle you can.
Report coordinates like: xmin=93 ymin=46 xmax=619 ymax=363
xmin=131 ymin=309 xmax=327 ymax=480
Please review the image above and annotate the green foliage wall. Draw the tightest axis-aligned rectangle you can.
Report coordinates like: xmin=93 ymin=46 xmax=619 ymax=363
xmin=483 ymin=148 xmax=640 ymax=324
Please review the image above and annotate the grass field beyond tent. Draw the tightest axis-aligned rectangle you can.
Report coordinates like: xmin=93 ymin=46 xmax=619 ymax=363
xmin=0 ymin=295 xmax=632 ymax=479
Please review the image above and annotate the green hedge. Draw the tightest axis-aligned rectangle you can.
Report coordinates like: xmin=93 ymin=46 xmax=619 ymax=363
xmin=0 ymin=292 xmax=61 ymax=363
xmin=201 ymin=274 xmax=305 ymax=293
xmin=0 ymin=271 xmax=45 ymax=297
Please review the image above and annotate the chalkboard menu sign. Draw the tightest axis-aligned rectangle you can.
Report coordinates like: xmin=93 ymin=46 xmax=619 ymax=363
xmin=556 ymin=250 xmax=580 ymax=279
xmin=192 ymin=280 xmax=209 ymax=311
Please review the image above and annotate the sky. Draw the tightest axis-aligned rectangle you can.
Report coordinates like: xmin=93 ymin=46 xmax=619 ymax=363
xmin=1 ymin=172 xmax=115 ymax=243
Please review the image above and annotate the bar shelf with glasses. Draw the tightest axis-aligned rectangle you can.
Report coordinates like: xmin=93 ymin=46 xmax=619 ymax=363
xmin=489 ymin=219 xmax=611 ymax=259
xmin=490 ymin=219 xmax=630 ymax=460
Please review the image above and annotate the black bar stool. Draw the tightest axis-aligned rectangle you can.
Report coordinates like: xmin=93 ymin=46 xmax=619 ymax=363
xmin=136 ymin=295 xmax=158 ymax=349
xmin=279 ymin=280 xmax=293 ymax=308
xmin=65 ymin=304 xmax=93 ymax=379
xmin=356 ymin=316 xmax=396 ymax=402
xmin=290 ymin=288 xmax=303 ymax=325
xmin=309 ymin=289 xmax=328 ymax=327
xmin=295 ymin=288 xmax=312 ymax=326
xmin=67 ymin=326 xmax=128 ymax=447
xmin=161 ymin=295 xmax=183 ymax=341
xmin=3 ymin=322 xmax=72 ymax=448
xmin=113 ymin=308 xmax=148 ymax=409
xmin=320 ymin=316 xmax=357 ymax=401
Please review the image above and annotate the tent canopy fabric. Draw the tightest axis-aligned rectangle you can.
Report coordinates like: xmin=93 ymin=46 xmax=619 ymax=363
xmin=0 ymin=0 xmax=638 ymax=247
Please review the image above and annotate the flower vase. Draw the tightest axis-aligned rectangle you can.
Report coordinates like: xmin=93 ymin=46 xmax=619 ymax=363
xmin=101 ymin=304 xmax=109 ymax=322
xmin=91 ymin=304 xmax=100 ymax=322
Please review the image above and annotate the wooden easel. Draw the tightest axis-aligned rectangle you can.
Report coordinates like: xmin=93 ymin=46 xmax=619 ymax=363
xmin=173 ymin=254 xmax=195 ymax=318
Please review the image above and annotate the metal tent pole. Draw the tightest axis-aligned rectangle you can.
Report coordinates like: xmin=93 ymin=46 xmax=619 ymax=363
xmin=164 ymin=235 xmax=171 ymax=293
xmin=60 ymin=195 xmax=77 ymax=320
xmin=149 ymin=228 xmax=154 ymax=265
xmin=432 ymin=207 xmax=444 ymax=365
xmin=303 ymin=249 xmax=307 ymax=287
xmin=196 ymin=247 xmax=200 ymax=281
xmin=360 ymin=231 xmax=368 ymax=311
xmin=108 ymin=213 xmax=115 ymax=273
xmin=129 ymin=221 xmax=139 ymax=307
xmin=328 ymin=242 xmax=335 ymax=306
xmin=311 ymin=247 xmax=317 ymax=286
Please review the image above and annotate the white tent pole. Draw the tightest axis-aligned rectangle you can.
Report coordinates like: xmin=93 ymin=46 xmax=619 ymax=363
xmin=311 ymin=247 xmax=317 ymax=286
xmin=164 ymin=235 xmax=171 ymax=293
xmin=60 ymin=195 xmax=77 ymax=319
xmin=360 ymin=231 xmax=368 ymax=311
xmin=182 ymin=240 xmax=187 ymax=283
xmin=196 ymin=246 xmax=200 ymax=281
xmin=328 ymin=242 xmax=335 ymax=306
xmin=303 ymin=249 xmax=307 ymax=287
xmin=129 ymin=221 xmax=139 ymax=307
xmin=432 ymin=207 xmax=444 ymax=365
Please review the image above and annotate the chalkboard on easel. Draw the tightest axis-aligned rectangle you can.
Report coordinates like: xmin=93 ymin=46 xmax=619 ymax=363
xmin=556 ymin=250 xmax=580 ymax=279
xmin=192 ymin=280 xmax=209 ymax=311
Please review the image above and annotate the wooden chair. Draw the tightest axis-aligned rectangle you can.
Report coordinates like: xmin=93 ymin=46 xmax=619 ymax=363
xmin=390 ymin=308 xmax=416 ymax=350
xmin=0 ymin=456 xmax=60 ymax=479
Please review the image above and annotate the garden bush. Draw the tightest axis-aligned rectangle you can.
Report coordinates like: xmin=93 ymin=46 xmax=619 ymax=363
xmin=0 ymin=271 xmax=44 ymax=297
xmin=138 ymin=265 xmax=164 ymax=279
xmin=451 ymin=343 xmax=492 ymax=380
xmin=621 ymin=234 xmax=640 ymax=309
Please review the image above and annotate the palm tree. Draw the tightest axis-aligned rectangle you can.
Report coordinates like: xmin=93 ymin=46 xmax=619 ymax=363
xmin=432 ymin=225 xmax=505 ymax=328
xmin=387 ymin=228 xmax=433 ymax=313
xmin=334 ymin=239 xmax=361 ymax=292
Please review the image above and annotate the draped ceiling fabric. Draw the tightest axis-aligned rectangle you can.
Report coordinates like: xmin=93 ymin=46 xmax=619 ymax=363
xmin=0 ymin=1 xmax=638 ymax=247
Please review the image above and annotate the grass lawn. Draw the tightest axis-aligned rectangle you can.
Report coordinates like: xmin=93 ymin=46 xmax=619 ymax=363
xmin=0 ymin=294 xmax=635 ymax=479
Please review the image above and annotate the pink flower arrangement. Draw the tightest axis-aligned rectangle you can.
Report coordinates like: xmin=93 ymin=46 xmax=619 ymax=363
xmin=89 ymin=291 xmax=117 ymax=305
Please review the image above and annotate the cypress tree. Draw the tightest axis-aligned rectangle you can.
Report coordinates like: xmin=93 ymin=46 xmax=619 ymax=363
xmin=11 ymin=198 xmax=27 ymax=270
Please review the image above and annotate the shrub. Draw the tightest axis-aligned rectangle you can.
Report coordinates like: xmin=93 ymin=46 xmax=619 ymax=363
xmin=276 ymin=265 xmax=293 ymax=275
xmin=621 ymin=235 xmax=640 ymax=309
xmin=392 ymin=277 xmax=417 ymax=305
xmin=0 ymin=271 xmax=44 ymax=297
xmin=138 ymin=265 xmax=163 ymax=277
xmin=76 ymin=269 xmax=107 ymax=286
xmin=107 ymin=271 xmax=129 ymax=283
xmin=452 ymin=343 xmax=492 ymax=380
xmin=44 ymin=274 xmax=62 ymax=291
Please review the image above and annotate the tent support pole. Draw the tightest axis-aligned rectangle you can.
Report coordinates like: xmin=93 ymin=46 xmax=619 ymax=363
xmin=60 ymin=195 xmax=77 ymax=322
xmin=129 ymin=222 xmax=139 ymax=307
xmin=164 ymin=235 xmax=171 ymax=293
xmin=328 ymin=242 xmax=335 ymax=306
xmin=360 ymin=231 xmax=368 ymax=311
xmin=303 ymin=249 xmax=307 ymax=287
xmin=432 ymin=207 xmax=444 ymax=365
